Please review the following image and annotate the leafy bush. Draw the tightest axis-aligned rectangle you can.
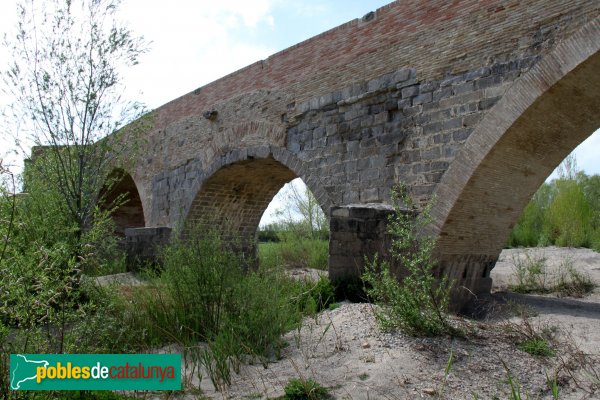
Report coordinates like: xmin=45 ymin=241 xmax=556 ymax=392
xmin=127 ymin=229 xmax=324 ymax=389
xmin=298 ymin=276 xmax=336 ymax=314
xmin=283 ymin=378 xmax=330 ymax=400
xmin=362 ymin=184 xmax=455 ymax=336
xmin=332 ymin=276 xmax=371 ymax=303
xmin=0 ymin=165 xmax=141 ymax=399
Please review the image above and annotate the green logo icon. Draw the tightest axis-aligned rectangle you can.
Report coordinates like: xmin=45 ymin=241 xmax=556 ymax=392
xmin=11 ymin=354 xmax=49 ymax=390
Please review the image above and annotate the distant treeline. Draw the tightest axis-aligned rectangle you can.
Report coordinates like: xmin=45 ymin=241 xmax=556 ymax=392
xmin=509 ymin=172 xmax=600 ymax=250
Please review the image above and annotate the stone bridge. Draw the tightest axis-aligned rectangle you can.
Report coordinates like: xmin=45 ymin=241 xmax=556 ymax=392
xmin=114 ymin=0 xmax=600 ymax=307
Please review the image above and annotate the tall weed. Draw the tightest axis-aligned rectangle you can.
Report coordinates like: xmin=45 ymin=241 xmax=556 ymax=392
xmin=259 ymin=234 xmax=328 ymax=271
xmin=127 ymin=229 xmax=320 ymax=389
xmin=362 ymin=184 xmax=455 ymax=336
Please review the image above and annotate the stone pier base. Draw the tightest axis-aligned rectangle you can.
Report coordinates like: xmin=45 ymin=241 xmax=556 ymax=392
xmin=328 ymin=203 xmax=496 ymax=310
xmin=124 ymin=227 xmax=172 ymax=270
xmin=328 ymin=204 xmax=396 ymax=282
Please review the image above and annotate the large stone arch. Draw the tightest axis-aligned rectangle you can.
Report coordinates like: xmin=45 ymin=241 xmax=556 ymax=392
xmin=183 ymin=146 xmax=333 ymax=258
xmin=99 ymin=168 xmax=146 ymax=236
xmin=431 ymin=18 xmax=600 ymax=301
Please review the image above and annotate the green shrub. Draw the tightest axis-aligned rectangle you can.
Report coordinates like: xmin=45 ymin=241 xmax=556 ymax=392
xmin=554 ymin=257 xmax=595 ymax=297
xmin=509 ymin=252 xmax=595 ymax=296
xmin=283 ymin=378 xmax=330 ymax=400
xmin=299 ymin=276 xmax=335 ymax=313
xmin=362 ymin=184 xmax=455 ymax=336
xmin=517 ymin=338 xmax=555 ymax=357
xmin=511 ymin=252 xmax=548 ymax=293
xmin=332 ymin=276 xmax=371 ymax=303
xmin=127 ymin=229 xmax=319 ymax=389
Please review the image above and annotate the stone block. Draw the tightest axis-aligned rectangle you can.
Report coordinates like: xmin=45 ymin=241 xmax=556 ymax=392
xmin=401 ymin=85 xmax=419 ymax=98
xmin=124 ymin=227 xmax=172 ymax=271
xmin=391 ymin=68 xmax=413 ymax=85
xmin=360 ymin=188 xmax=379 ymax=202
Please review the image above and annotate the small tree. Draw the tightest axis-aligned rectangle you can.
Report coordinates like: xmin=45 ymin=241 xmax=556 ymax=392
xmin=0 ymin=160 xmax=17 ymax=265
xmin=362 ymin=184 xmax=454 ymax=336
xmin=2 ymin=0 xmax=147 ymax=242
xmin=556 ymin=153 xmax=579 ymax=180
xmin=275 ymin=179 xmax=328 ymax=239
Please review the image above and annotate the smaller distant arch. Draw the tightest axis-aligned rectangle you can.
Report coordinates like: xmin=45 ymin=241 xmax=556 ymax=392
xmin=99 ymin=168 xmax=146 ymax=236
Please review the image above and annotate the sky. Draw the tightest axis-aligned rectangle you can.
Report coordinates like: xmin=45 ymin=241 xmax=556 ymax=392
xmin=0 ymin=0 xmax=598 ymax=224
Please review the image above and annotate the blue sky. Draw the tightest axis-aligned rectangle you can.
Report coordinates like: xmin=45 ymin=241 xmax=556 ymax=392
xmin=0 ymin=0 xmax=597 ymax=223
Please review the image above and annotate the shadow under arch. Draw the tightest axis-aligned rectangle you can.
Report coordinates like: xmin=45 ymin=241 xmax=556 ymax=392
xmin=99 ymin=168 xmax=146 ymax=236
xmin=182 ymin=147 xmax=333 ymax=260
xmin=430 ymin=18 xmax=600 ymax=301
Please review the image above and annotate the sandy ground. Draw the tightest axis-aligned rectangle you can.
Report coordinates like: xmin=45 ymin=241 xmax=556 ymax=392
xmin=137 ymin=247 xmax=600 ymax=399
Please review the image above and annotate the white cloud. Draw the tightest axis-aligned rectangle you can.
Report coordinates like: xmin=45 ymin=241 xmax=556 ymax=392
xmin=576 ymin=129 xmax=600 ymax=175
xmin=118 ymin=0 xmax=277 ymax=108
xmin=290 ymin=3 xmax=330 ymax=18
xmin=0 ymin=0 xmax=278 ymax=171
xmin=547 ymin=128 xmax=600 ymax=181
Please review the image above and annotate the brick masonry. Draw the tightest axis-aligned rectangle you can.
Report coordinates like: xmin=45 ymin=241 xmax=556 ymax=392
xmin=112 ymin=1 xmax=600 ymax=307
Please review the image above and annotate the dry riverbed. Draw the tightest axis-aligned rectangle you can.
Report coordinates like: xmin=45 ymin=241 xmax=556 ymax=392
xmin=135 ymin=247 xmax=600 ymax=399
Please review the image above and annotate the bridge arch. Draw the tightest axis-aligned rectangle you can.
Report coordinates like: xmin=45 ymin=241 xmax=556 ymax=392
xmin=99 ymin=168 xmax=146 ymax=236
xmin=431 ymin=18 xmax=600 ymax=298
xmin=183 ymin=146 xmax=333 ymax=257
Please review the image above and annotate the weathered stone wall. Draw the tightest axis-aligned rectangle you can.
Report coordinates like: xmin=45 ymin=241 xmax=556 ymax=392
xmin=111 ymin=0 xmax=600 ymax=304
xmin=131 ymin=0 xmax=598 ymax=231
xmin=286 ymin=57 xmax=539 ymax=209
xmin=147 ymin=54 xmax=543 ymax=234
xmin=329 ymin=204 xmax=395 ymax=282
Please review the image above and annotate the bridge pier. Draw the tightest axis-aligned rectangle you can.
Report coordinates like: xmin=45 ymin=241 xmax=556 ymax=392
xmin=124 ymin=227 xmax=172 ymax=270
xmin=328 ymin=203 xmax=395 ymax=283
xmin=328 ymin=203 xmax=496 ymax=310
xmin=436 ymin=254 xmax=496 ymax=309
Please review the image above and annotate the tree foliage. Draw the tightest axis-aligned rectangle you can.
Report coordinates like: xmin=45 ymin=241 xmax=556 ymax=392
xmin=509 ymin=171 xmax=600 ymax=250
xmin=0 ymin=0 xmax=148 ymax=374
xmin=2 ymin=0 xmax=147 ymax=237
xmin=273 ymin=179 xmax=328 ymax=239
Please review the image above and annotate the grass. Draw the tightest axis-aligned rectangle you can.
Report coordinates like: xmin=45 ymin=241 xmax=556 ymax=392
xmin=501 ymin=303 xmax=557 ymax=360
xmin=259 ymin=238 xmax=328 ymax=271
xmin=282 ymin=378 xmax=330 ymax=400
xmin=510 ymin=251 xmax=595 ymax=297
xmin=517 ymin=338 xmax=555 ymax=357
